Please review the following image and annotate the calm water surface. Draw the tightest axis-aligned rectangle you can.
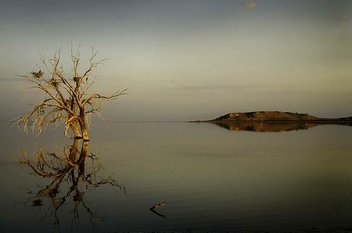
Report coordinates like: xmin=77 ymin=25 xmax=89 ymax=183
xmin=1 ymin=122 xmax=352 ymax=232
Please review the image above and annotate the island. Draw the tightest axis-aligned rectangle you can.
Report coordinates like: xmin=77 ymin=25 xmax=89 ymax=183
xmin=195 ymin=111 xmax=352 ymax=132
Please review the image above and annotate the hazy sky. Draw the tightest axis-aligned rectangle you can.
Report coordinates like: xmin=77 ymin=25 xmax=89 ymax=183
xmin=0 ymin=0 xmax=351 ymax=121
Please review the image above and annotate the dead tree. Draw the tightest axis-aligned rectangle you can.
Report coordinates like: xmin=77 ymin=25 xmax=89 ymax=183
xmin=16 ymin=48 xmax=126 ymax=140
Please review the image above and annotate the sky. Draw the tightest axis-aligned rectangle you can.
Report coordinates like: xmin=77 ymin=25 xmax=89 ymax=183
xmin=0 ymin=0 xmax=351 ymax=121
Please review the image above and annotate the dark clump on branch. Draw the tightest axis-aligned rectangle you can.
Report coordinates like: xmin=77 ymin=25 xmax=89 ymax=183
xmin=31 ymin=70 xmax=43 ymax=78
xmin=73 ymin=76 xmax=81 ymax=82
xmin=15 ymin=48 xmax=127 ymax=140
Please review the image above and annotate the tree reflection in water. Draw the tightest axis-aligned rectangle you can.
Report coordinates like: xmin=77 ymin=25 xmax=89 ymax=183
xmin=20 ymin=139 xmax=125 ymax=230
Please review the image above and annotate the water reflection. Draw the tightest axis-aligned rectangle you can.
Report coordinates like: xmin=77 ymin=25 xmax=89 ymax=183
xmin=212 ymin=121 xmax=352 ymax=132
xmin=1 ymin=122 xmax=351 ymax=232
xmin=20 ymin=139 xmax=125 ymax=228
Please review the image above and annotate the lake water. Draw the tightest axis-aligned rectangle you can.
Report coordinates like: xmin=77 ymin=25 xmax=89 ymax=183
xmin=1 ymin=122 xmax=352 ymax=233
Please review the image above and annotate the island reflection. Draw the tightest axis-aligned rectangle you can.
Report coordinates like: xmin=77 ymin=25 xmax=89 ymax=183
xmin=212 ymin=121 xmax=352 ymax=132
xmin=20 ymin=139 xmax=125 ymax=227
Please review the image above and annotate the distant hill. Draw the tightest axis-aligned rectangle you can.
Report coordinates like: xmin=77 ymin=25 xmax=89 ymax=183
xmin=209 ymin=111 xmax=352 ymax=122
xmin=199 ymin=111 xmax=352 ymax=132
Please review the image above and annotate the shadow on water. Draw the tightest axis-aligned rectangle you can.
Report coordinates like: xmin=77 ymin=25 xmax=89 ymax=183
xmin=211 ymin=121 xmax=352 ymax=132
xmin=19 ymin=139 xmax=125 ymax=232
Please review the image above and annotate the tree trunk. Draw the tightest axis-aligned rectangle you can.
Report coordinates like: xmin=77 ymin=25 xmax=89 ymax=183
xmin=81 ymin=123 xmax=89 ymax=141
xmin=68 ymin=139 xmax=80 ymax=162
xmin=70 ymin=121 xmax=82 ymax=139
xmin=78 ymin=114 xmax=89 ymax=141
